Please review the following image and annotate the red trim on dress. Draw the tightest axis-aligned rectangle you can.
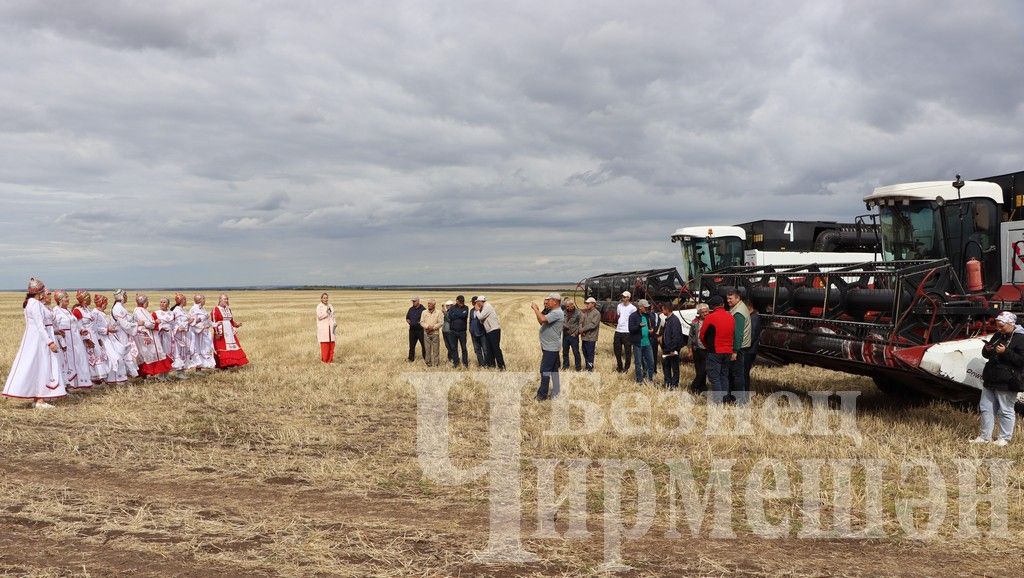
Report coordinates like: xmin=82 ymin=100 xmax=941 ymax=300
xmin=138 ymin=356 xmax=173 ymax=376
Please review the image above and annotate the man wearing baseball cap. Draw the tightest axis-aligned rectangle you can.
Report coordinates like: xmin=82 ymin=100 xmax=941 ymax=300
xmin=531 ymin=293 xmax=565 ymax=400
xmin=628 ymin=299 xmax=656 ymax=383
xmin=476 ymin=296 xmax=505 ymax=369
xmin=614 ymin=291 xmax=636 ymax=373
xmin=579 ymin=297 xmax=601 ymax=371
xmin=469 ymin=296 xmax=490 ymax=367
xmin=561 ymin=297 xmax=582 ymax=371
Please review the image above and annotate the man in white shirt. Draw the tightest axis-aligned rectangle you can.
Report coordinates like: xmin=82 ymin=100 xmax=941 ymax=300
xmin=614 ymin=291 xmax=637 ymax=373
xmin=476 ymin=296 xmax=505 ymax=370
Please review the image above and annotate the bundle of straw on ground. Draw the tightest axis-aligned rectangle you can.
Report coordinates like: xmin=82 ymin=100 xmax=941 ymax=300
xmin=0 ymin=290 xmax=1021 ymax=577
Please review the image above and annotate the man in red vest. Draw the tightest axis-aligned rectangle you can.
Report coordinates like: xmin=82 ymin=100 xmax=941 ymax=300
xmin=699 ymin=295 xmax=735 ymax=403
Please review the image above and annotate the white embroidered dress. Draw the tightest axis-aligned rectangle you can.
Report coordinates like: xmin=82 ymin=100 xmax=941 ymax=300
xmin=75 ymin=304 xmax=108 ymax=382
xmin=53 ymin=306 xmax=93 ymax=388
xmin=188 ymin=304 xmax=216 ymax=369
xmin=111 ymin=301 xmax=140 ymax=377
xmin=133 ymin=307 xmax=170 ymax=376
xmin=93 ymin=307 xmax=128 ymax=383
xmin=3 ymin=299 xmax=65 ymax=400
xmin=171 ymin=306 xmax=191 ymax=370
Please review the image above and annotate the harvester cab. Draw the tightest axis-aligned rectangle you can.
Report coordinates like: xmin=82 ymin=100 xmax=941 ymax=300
xmin=866 ymin=179 xmax=1003 ymax=293
xmin=670 ymin=225 xmax=746 ymax=289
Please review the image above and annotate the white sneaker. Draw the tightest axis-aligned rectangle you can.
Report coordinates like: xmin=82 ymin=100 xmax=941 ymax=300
xmin=968 ymin=436 xmax=989 ymax=444
xmin=33 ymin=401 xmax=55 ymax=410
xmin=993 ymin=439 xmax=1010 ymax=447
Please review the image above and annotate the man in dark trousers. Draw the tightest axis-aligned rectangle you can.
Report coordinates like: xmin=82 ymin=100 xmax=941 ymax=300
xmin=406 ymin=297 xmax=426 ymax=362
xmin=699 ymin=295 xmax=735 ymax=403
xmin=688 ymin=303 xmax=709 ymax=392
xmin=469 ymin=296 xmax=490 ymax=367
xmin=448 ymin=296 xmax=470 ymax=368
xmin=579 ymin=297 xmax=601 ymax=371
xmin=614 ymin=291 xmax=636 ymax=373
xmin=628 ymin=299 xmax=656 ymax=383
xmin=561 ymin=298 xmax=582 ymax=371
xmin=532 ymin=293 xmax=565 ymax=400
xmin=660 ymin=302 xmax=685 ymax=389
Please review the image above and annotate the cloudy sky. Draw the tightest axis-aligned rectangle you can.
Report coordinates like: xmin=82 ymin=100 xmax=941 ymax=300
xmin=1 ymin=1 xmax=1022 ymax=288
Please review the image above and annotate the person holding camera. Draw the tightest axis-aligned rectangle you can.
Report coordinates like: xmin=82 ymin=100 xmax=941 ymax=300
xmin=971 ymin=311 xmax=1024 ymax=446
xmin=532 ymin=293 xmax=565 ymax=400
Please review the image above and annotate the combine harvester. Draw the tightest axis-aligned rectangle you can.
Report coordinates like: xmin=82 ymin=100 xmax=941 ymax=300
xmin=581 ymin=220 xmax=879 ymax=324
xmin=700 ymin=172 xmax=1024 ymax=401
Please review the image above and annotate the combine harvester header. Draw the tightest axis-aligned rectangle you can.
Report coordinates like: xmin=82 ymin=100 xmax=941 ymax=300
xmin=700 ymin=172 xmax=1024 ymax=402
xmin=581 ymin=219 xmax=880 ymax=324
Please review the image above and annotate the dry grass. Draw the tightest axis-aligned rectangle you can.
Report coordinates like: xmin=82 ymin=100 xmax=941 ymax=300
xmin=0 ymin=290 xmax=1021 ymax=577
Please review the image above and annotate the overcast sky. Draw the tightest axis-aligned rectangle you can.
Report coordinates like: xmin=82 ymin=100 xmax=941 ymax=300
xmin=1 ymin=1 xmax=1022 ymax=288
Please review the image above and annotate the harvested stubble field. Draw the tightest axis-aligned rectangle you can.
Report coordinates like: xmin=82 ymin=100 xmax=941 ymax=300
xmin=0 ymin=290 xmax=1022 ymax=577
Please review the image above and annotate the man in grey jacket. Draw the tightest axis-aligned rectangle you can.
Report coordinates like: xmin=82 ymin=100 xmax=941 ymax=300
xmin=561 ymin=298 xmax=582 ymax=371
xmin=579 ymin=297 xmax=601 ymax=371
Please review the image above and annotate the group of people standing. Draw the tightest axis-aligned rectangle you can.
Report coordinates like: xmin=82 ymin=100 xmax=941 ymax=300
xmin=535 ymin=289 xmax=761 ymax=402
xmin=406 ymin=295 xmax=505 ymax=370
xmin=398 ymin=289 xmax=763 ymax=405
xmin=3 ymin=277 xmax=249 ymax=409
xmin=688 ymin=290 xmax=761 ymax=403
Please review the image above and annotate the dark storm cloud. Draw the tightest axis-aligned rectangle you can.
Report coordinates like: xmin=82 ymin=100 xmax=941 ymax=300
xmin=0 ymin=0 xmax=240 ymax=56
xmin=0 ymin=0 xmax=1022 ymax=288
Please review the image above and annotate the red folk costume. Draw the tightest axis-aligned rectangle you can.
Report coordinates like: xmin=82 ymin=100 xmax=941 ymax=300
xmin=212 ymin=305 xmax=249 ymax=368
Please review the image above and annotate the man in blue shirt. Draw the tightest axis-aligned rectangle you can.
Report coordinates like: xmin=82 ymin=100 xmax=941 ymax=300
xmin=532 ymin=292 xmax=565 ymax=400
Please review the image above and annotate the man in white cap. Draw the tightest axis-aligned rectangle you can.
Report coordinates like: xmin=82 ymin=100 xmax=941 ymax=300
xmin=531 ymin=293 xmax=565 ymax=400
xmin=406 ymin=297 xmax=426 ymax=363
xmin=972 ymin=311 xmax=1023 ymax=446
xmin=628 ymin=299 xmax=656 ymax=383
xmin=469 ymin=296 xmax=490 ymax=366
xmin=476 ymin=296 xmax=505 ymax=369
xmin=579 ymin=297 xmax=601 ymax=371
xmin=614 ymin=291 xmax=636 ymax=373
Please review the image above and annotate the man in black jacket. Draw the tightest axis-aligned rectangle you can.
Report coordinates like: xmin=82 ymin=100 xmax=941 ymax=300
xmin=406 ymin=297 xmax=426 ymax=362
xmin=627 ymin=299 xmax=656 ymax=383
xmin=447 ymin=296 xmax=470 ymax=368
xmin=660 ymin=302 xmax=685 ymax=388
xmin=973 ymin=311 xmax=1024 ymax=446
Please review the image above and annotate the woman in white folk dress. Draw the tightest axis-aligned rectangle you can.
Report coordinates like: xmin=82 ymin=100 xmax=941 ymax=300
xmin=3 ymin=277 xmax=65 ymax=409
xmin=92 ymin=294 xmax=128 ymax=384
xmin=74 ymin=289 xmax=108 ymax=384
xmin=170 ymin=293 xmax=192 ymax=378
xmin=133 ymin=294 xmax=172 ymax=380
xmin=39 ymin=290 xmax=66 ymax=391
xmin=188 ymin=294 xmax=216 ymax=370
xmin=111 ymin=289 xmax=140 ymax=379
xmin=153 ymin=297 xmax=178 ymax=375
xmin=53 ymin=289 xmax=93 ymax=390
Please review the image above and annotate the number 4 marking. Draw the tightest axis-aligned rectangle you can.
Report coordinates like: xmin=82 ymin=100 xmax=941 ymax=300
xmin=784 ymin=222 xmax=794 ymax=243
